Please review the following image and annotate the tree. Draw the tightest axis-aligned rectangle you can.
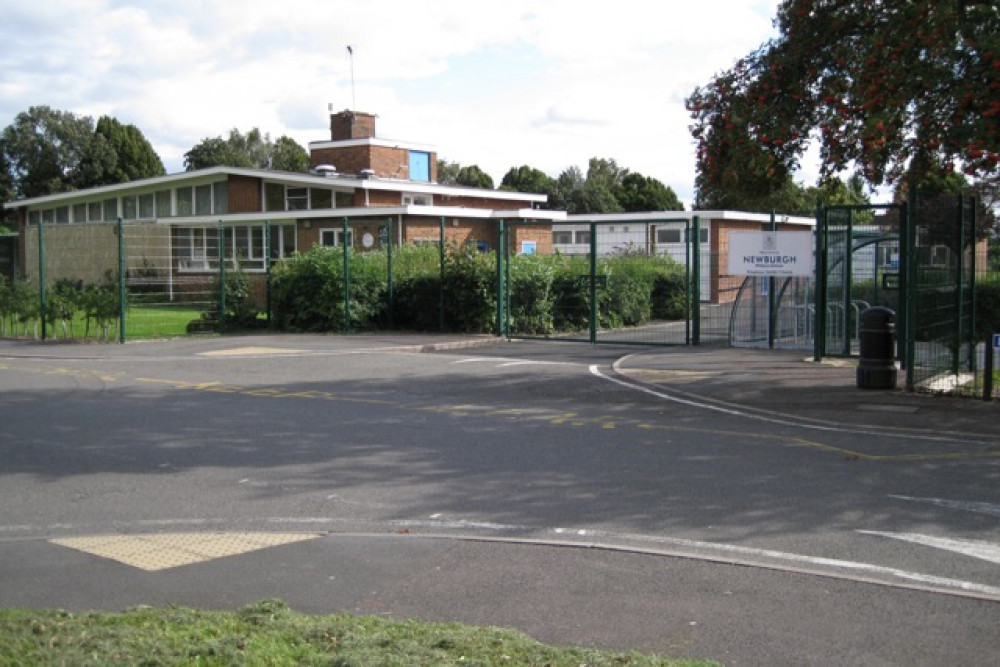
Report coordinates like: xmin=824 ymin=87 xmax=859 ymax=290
xmin=617 ymin=172 xmax=684 ymax=212
xmin=687 ymin=0 xmax=1000 ymax=205
xmin=436 ymin=160 xmax=462 ymax=185
xmin=184 ymin=128 xmax=308 ymax=172
xmin=2 ymin=106 xmax=114 ymax=198
xmin=454 ymin=165 xmax=494 ymax=189
xmin=499 ymin=165 xmax=556 ymax=196
xmin=435 ymin=160 xmax=495 ymax=189
xmin=94 ymin=116 xmax=165 ymax=183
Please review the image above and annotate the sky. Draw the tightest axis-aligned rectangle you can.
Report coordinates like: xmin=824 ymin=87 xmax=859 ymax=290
xmin=0 ymin=0 xmax=791 ymax=208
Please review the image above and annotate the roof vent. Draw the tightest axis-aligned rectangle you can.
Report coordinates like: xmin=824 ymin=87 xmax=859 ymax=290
xmin=360 ymin=168 xmax=376 ymax=179
xmin=312 ymin=164 xmax=337 ymax=177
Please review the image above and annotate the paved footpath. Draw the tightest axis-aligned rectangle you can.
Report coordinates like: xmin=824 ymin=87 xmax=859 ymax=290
xmin=1 ymin=338 xmax=997 ymax=665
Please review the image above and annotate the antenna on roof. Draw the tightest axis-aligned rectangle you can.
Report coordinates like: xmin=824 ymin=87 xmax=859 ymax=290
xmin=346 ymin=45 xmax=356 ymax=111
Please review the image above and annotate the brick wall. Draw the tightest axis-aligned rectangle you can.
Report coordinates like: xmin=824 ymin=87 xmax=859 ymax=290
xmin=508 ymin=224 xmax=554 ymax=255
xmin=330 ymin=111 xmax=377 ymax=140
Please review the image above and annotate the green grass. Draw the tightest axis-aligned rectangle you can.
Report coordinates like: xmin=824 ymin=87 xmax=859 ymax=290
xmin=124 ymin=304 xmax=209 ymax=339
xmin=0 ymin=600 xmax=717 ymax=666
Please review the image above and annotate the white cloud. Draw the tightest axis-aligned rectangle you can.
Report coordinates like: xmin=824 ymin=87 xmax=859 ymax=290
xmin=1 ymin=0 xmax=786 ymax=206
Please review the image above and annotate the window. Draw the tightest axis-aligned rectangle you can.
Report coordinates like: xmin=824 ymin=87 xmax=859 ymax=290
xmin=930 ymin=245 xmax=950 ymax=267
xmin=139 ymin=193 xmax=155 ymax=218
xmin=575 ymin=231 xmax=591 ymax=245
xmin=103 ymin=198 xmax=118 ymax=221
xmin=657 ymin=229 xmax=682 ymax=244
xmin=286 ymin=187 xmax=308 ymax=211
xmin=73 ymin=203 xmax=86 ymax=223
xmin=122 ymin=196 xmax=137 ymax=220
xmin=29 ymin=211 xmax=40 ymax=225
xmin=227 ymin=225 xmax=265 ymax=270
xmin=336 ymin=191 xmax=354 ymax=208
xmin=213 ymin=182 xmax=228 ymax=214
xmin=156 ymin=190 xmax=172 ymax=217
xmin=88 ymin=202 xmax=102 ymax=221
xmin=270 ymin=224 xmax=296 ymax=260
xmin=179 ymin=227 xmax=211 ymax=270
xmin=195 ymin=185 xmax=212 ymax=215
xmin=42 ymin=209 xmax=54 ymax=224
xmin=467 ymin=240 xmax=490 ymax=253
xmin=553 ymin=231 xmax=573 ymax=244
xmin=264 ymin=183 xmax=284 ymax=212
xmin=320 ymin=228 xmax=354 ymax=247
xmin=311 ymin=188 xmax=332 ymax=209
xmin=403 ymin=193 xmax=431 ymax=206
xmin=177 ymin=187 xmax=193 ymax=216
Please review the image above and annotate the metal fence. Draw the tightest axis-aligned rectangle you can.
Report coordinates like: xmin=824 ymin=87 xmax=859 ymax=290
xmin=502 ymin=217 xmax=721 ymax=346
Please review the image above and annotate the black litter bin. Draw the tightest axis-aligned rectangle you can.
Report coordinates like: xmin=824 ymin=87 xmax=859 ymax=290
xmin=857 ymin=307 xmax=897 ymax=389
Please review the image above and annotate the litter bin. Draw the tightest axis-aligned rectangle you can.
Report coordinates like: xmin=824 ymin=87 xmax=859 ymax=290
xmin=857 ymin=307 xmax=897 ymax=389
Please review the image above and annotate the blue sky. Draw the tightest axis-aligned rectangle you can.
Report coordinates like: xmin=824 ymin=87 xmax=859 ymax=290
xmin=0 ymin=0 xmax=785 ymax=207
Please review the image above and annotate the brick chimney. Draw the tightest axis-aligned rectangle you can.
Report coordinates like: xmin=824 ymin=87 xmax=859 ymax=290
xmin=330 ymin=110 xmax=377 ymax=140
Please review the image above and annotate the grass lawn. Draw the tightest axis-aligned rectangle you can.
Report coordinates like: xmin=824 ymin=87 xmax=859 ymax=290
xmin=0 ymin=600 xmax=717 ymax=666
xmin=124 ymin=304 xmax=209 ymax=340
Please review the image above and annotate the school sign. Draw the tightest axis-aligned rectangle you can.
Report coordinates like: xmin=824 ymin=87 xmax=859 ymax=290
xmin=728 ymin=231 xmax=814 ymax=277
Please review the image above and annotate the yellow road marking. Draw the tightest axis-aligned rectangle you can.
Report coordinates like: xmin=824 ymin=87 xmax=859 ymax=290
xmin=50 ymin=532 xmax=320 ymax=571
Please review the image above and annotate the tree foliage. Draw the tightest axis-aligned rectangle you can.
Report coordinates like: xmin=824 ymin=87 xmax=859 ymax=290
xmin=1 ymin=106 xmax=165 ymax=201
xmin=687 ymin=0 xmax=1000 ymax=207
xmin=549 ymin=158 xmax=683 ymax=214
xmin=436 ymin=160 xmax=496 ymax=189
xmin=94 ymin=116 xmax=166 ymax=183
xmin=2 ymin=106 xmax=112 ymax=198
xmin=500 ymin=165 xmax=557 ymax=195
xmin=184 ymin=128 xmax=308 ymax=172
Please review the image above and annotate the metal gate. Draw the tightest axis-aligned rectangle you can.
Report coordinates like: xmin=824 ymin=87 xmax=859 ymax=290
xmin=812 ymin=195 xmax=980 ymax=392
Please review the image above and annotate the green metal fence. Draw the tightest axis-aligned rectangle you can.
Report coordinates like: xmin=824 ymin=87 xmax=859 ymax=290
xmin=501 ymin=218 xmax=716 ymax=346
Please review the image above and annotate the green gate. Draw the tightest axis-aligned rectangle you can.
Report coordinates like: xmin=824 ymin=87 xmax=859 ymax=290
xmin=814 ymin=194 xmax=980 ymax=392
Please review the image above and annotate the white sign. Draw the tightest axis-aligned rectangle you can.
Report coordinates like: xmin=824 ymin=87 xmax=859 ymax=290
xmin=728 ymin=231 xmax=814 ymax=277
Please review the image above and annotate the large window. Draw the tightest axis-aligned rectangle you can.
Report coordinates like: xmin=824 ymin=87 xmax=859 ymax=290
xmin=178 ymin=224 xmax=288 ymax=272
xmin=552 ymin=230 xmax=573 ymax=245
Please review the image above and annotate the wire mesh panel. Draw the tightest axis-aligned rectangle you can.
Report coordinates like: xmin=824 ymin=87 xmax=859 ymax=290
xmin=123 ymin=222 xmax=220 ymax=338
xmin=730 ymin=276 xmax=816 ymax=350
xmin=908 ymin=194 xmax=977 ymax=393
xmin=12 ymin=222 xmax=123 ymax=341
xmin=505 ymin=219 xmax=696 ymax=346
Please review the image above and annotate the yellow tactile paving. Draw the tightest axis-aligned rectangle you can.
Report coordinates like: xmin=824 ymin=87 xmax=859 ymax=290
xmin=199 ymin=347 xmax=306 ymax=356
xmin=49 ymin=532 xmax=321 ymax=571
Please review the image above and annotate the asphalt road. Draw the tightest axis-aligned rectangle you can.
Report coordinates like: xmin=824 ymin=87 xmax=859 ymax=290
xmin=1 ymin=334 xmax=997 ymax=665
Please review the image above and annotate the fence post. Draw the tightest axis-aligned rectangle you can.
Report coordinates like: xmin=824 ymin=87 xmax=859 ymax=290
xmin=813 ymin=204 xmax=826 ymax=362
xmin=496 ymin=219 xmax=506 ymax=338
xmin=38 ymin=220 xmax=46 ymax=341
xmin=386 ymin=217 xmax=394 ymax=330
xmin=589 ymin=222 xmax=597 ymax=344
xmin=985 ymin=338 xmax=994 ymax=401
xmin=439 ymin=216 xmax=446 ymax=332
xmin=118 ymin=217 xmax=126 ymax=343
xmin=218 ymin=222 xmax=226 ymax=333
xmin=904 ymin=192 xmax=916 ymax=391
xmin=342 ymin=217 xmax=350 ymax=332
xmin=264 ymin=221 xmax=272 ymax=326
xmin=691 ymin=215 xmax=701 ymax=346
xmin=768 ymin=211 xmax=776 ymax=349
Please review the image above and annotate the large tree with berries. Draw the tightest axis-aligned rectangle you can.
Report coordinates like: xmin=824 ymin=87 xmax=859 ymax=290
xmin=686 ymin=0 xmax=999 ymax=210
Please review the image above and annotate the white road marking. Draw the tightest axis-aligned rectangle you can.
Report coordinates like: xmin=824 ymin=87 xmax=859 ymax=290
xmin=858 ymin=531 xmax=1000 ymax=566
xmin=889 ymin=495 xmax=1000 ymax=518
xmin=591 ymin=364 xmax=998 ymax=445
